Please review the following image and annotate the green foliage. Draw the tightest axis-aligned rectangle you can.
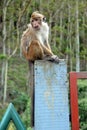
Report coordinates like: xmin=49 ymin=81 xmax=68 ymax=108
xmin=7 ymin=121 xmax=16 ymax=130
xmin=0 ymin=104 xmax=8 ymax=121
xmin=52 ymin=46 xmax=59 ymax=55
xmin=80 ymin=48 xmax=87 ymax=59
xmin=78 ymin=80 xmax=87 ymax=130
xmin=7 ymin=57 xmax=32 ymax=129
xmin=21 ymin=98 xmax=32 ymax=130
xmin=8 ymin=57 xmax=28 ymax=90
xmin=11 ymin=91 xmax=28 ymax=113
xmin=0 ymin=54 xmax=7 ymax=59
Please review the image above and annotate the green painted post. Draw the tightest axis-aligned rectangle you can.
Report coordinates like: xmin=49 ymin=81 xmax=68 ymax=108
xmin=0 ymin=103 xmax=26 ymax=130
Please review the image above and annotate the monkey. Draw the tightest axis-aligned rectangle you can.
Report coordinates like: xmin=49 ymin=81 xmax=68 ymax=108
xmin=21 ymin=11 xmax=60 ymax=63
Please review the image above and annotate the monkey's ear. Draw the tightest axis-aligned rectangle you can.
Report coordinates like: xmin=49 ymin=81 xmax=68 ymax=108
xmin=43 ymin=17 xmax=46 ymax=22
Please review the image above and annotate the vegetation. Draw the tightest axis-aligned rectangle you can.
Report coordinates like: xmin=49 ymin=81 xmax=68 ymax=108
xmin=78 ymin=80 xmax=87 ymax=130
xmin=0 ymin=0 xmax=87 ymax=129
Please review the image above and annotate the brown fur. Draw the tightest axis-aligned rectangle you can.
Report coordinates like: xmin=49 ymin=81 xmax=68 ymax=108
xmin=21 ymin=12 xmax=59 ymax=62
xmin=27 ymin=40 xmax=44 ymax=61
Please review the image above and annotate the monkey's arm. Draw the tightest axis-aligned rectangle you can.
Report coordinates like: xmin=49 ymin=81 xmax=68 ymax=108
xmin=21 ymin=26 xmax=33 ymax=54
xmin=42 ymin=41 xmax=60 ymax=63
xmin=41 ymin=43 xmax=53 ymax=56
xmin=44 ymin=38 xmax=52 ymax=51
xmin=45 ymin=42 xmax=52 ymax=51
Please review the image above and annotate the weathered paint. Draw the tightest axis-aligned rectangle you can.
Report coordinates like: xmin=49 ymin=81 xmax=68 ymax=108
xmin=35 ymin=60 xmax=70 ymax=130
xmin=69 ymin=72 xmax=87 ymax=130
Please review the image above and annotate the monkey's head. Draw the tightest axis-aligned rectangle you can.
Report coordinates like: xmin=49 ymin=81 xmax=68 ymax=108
xmin=30 ymin=11 xmax=47 ymax=30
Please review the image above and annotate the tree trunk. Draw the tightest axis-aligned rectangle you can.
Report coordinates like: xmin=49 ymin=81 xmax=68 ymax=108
xmin=59 ymin=11 xmax=63 ymax=51
xmin=75 ymin=0 xmax=80 ymax=72
xmin=68 ymin=3 xmax=73 ymax=71
xmin=3 ymin=60 xmax=8 ymax=103
xmin=1 ymin=1 xmax=7 ymax=87
xmin=2 ymin=0 xmax=12 ymax=103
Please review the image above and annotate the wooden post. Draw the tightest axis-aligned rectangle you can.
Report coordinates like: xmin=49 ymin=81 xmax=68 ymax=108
xmin=28 ymin=61 xmax=34 ymax=127
xmin=69 ymin=72 xmax=87 ymax=130
xmin=69 ymin=72 xmax=79 ymax=130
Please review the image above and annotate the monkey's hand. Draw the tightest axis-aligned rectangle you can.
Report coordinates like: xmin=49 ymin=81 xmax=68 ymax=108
xmin=44 ymin=55 xmax=64 ymax=63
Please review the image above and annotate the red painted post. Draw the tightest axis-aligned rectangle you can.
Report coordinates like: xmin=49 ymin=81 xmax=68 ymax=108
xmin=77 ymin=72 xmax=87 ymax=79
xmin=69 ymin=72 xmax=80 ymax=130
xmin=69 ymin=72 xmax=87 ymax=130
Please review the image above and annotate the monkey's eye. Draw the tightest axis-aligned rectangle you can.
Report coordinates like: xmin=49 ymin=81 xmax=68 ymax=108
xmin=31 ymin=19 xmax=34 ymax=23
xmin=35 ymin=18 xmax=38 ymax=21
xmin=32 ymin=18 xmax=39 ymax=22
xmin=43 ymin=17 xmax=46 ymax=22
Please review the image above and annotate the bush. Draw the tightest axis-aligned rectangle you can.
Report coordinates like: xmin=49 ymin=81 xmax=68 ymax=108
xmin=78 ymin=80 xmax=87 ymax=130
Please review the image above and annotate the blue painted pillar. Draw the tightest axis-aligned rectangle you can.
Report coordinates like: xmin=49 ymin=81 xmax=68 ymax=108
xmin=34 ymin=60 xmax=70 ymax=130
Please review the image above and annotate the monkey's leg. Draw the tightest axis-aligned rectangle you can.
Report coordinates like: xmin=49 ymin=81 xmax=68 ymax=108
xmin=27 ymin=40 xmax=44 ymax=61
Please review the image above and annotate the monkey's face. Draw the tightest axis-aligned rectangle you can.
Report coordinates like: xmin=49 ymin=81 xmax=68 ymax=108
xmin=31 ymin=18 xmax=42 ymax=30
xmin=30 ymin=12 xmax=47 ymax=31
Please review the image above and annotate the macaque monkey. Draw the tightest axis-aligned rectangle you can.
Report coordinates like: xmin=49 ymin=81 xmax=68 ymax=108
xmin=21 ymin=11 xmax=59 ymax=63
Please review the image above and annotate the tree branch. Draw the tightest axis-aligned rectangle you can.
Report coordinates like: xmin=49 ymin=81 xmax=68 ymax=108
xmin=17 ymin=0 xmax=32 ymax=26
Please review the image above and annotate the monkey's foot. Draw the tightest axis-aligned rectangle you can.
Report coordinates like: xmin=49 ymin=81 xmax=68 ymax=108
xmin=44 ymin=55 xmax=64 ymax=63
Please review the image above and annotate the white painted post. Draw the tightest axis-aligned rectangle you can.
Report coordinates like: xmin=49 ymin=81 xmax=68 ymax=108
xmin=34 ymin=60 xmax=70 ymax=130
